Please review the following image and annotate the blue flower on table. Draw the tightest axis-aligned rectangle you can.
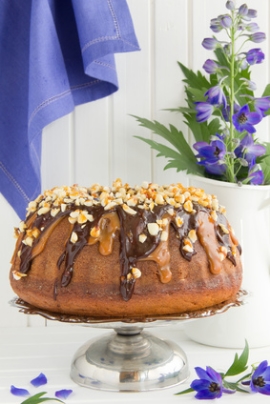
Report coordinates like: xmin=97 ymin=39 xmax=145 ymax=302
xmin=242 ymin=360 xmax=270 ymax=395
xmin=232 ymin=104 xmax=262 ymax=133
xmin=190 ymin=366 xmax=235 ymax=399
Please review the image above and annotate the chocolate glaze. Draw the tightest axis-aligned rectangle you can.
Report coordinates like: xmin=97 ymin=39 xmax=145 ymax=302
xmin=16 ymin=198 xmax=240 ymax=302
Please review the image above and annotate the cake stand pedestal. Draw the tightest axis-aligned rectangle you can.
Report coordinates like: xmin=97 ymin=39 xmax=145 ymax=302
xmin=70 ymin=324 xmax=188 ymax=391
xmin=10 ymin=292 xmax=246 ymax=392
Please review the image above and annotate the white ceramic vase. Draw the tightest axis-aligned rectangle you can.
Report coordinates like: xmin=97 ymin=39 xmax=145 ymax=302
xmin=184 ymin=175 xmax=270 ymax=348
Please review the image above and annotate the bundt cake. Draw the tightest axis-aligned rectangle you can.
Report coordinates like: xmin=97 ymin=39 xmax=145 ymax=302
xmin=10 ymin=179 xmax=242 ymax=319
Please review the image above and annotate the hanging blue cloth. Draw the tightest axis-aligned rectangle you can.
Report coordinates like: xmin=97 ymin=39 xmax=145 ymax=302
xmin=0 ymin=0 xmax=140 ymax=219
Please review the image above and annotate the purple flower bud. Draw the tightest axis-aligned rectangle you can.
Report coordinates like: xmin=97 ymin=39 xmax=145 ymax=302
xmin=205 ymin=85 xmax=227 ymax=108
xmin=238 ymin=4 xmax=248 ymax=16
xmin=240 ymin=78 xmax=256 ymax=91
xmin=250 ymin=32 xmax=266 ymax=43
xmin=202 ymin=59 xmax=219 ymax=74
xmin=247 ymin=9 xmax=257 ymax=18
xmin=246 ymin=48 xmax=265 ymax=64
xmin=246 ymin=23 xmax=260 ymax=33
xmin=239 ymin=58 xmax=248 ymax=70
xmin=202 ymin=37 xmax=219 ymax=50
xmin=210 ymin=18 xmax=222 ymax=33
xmin=226 ymin=1 xmax=235 ymax=11
xmin=220 ymin=15 xmax=233 ymax=28
xmin=195 ymin=102 xmax=213 ymax=122
xmin=223 ymin=43 xmax=231 ymax=56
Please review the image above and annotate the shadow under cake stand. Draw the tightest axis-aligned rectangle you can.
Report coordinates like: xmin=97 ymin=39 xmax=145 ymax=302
xmin=10 ymin=293 xmax=246 ymax=392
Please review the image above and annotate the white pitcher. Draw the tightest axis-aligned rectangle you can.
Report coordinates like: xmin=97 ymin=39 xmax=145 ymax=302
xmin=184 ymin=175 xmax=270 ymax=348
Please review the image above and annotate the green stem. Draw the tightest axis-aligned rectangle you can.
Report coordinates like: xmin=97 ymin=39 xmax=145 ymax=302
xmin=227 ymin=8 xmax=236 ymax=182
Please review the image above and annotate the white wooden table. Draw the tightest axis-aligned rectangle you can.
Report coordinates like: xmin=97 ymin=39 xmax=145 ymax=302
xmin=1 ymin=324 xmax=270 ymax=404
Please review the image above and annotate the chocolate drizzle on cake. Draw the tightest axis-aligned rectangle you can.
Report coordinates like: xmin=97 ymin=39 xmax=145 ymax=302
xmin=11 ymin=180 xmax=241 ymax=302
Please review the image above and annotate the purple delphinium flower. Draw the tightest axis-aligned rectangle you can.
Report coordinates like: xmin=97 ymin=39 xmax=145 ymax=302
xmin=203 ymin=59 xmax=219 ymax=74
xmin=195 ymin=102 xmax=213 ymax=123
xmin=234 ymin=133 xmax=266 ymax=163
xmin=191 ymin=366 xmax=235 ymax=399
xmin=194 ymin=136 xmax=227 ymax=176
xmin=202 ymin=37 xmax=219 ymax=50
xmin=254 ymin=97 xmax=270 ymax=115
xmin=246 ymin=48 xmax=265 ymax=65
xmin=249 ymin=165 xmax=264 ymax=185
xmin=232 ymin=104 xmax=262 ymax=133
xmin=250 ymin=32 xmax=266 ymax=43
xmin=205 ymin=85 xmax=227 ymax=107
xmin=243 ymin=360 xmax=270 ymax=394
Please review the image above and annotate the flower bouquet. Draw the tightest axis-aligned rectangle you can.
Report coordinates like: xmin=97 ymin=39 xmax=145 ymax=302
xmin=134 ymin=0 xmax=270 ymax=186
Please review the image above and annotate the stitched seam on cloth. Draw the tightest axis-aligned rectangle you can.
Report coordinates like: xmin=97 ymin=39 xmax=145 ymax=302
xmin=0 ymin=162 xmax=31 ymax=202
xmin=93 ymin=60 xmax=116 ymax=71
xmin=81 ymin=0 xmax=139 ymax=53
xmin=107 ymin=0 xmax=121 ymax=37
xmin=28 ymin=79 xmax=101 ymax=126
xmin=82 ymin=36 xmax=139 ymax=52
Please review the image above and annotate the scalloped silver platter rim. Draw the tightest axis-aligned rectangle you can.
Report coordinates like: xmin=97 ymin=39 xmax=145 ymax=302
xmin=9 ymin=290 xmax=247 ymax=328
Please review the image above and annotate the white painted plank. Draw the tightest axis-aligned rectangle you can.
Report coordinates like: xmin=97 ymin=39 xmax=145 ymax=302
xmin=112 ymin=0 xmax=153 ymax=186
xmin=42 ymin=113 xmax=75 ymax=188
xmin=152 ymin=0 xmax=189 ymax=186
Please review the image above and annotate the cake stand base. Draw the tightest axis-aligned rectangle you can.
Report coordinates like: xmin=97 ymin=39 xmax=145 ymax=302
xmin=70 ymin=326 xmax=189 ymax=392
xmin=10 ymin=294 xmax=246 ymax=392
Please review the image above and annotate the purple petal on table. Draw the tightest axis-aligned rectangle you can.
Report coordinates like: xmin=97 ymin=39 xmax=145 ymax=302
xmin=30 ymin=372 xmax=48 ymax=387
xmin=10 ymin=385 xmax=30 ymax=397
xmin=55 ymin=389 xmax=73 ymax=399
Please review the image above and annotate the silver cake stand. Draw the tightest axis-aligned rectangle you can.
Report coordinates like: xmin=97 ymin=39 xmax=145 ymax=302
xmin=10 ymin=293 xmax=246 ymax=392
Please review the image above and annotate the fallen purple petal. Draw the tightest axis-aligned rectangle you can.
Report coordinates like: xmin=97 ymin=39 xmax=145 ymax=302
xmin=30 ymin=372 xmax=48 ymax=387
xmin=10 ymin=385 xmax=30 ymax=397
xmin=55 ymin=389 xmax=73 ymax=399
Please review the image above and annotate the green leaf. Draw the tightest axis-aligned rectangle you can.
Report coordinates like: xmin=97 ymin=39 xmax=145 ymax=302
xmin=223 ymin=380 xmax=249 ymax=394
xmin=224 ymin=340 xmax=249 ymax=377
xmin=133 ymin=115 xmax=203 ymax=176
xmin=178 ymin=62 xmax=210 ymax=89
xmin=260 ymin=142 xmax=270 ymax=184
xmin=262 ymin=84 xmax=270 ymax=97
xmin=174 ymin=387 xmax=194 ymax=396
xmin=20 ymin=392 xmax=64 ymax=404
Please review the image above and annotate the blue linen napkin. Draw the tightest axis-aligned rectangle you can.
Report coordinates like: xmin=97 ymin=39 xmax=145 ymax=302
xmin=0 ymin=0 xmax=140 ymax=219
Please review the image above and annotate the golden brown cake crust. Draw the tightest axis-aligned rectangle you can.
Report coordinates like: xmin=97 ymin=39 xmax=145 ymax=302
xmin=10 ymin=180 xmax=242 ymax=318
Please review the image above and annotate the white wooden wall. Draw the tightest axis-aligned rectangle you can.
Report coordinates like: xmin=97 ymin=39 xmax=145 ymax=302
xmin=1 ymin=0 xmax=270 ymax=327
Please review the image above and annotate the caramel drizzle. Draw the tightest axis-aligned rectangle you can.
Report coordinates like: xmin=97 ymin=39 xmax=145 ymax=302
xmin=16 ymin=203 xmax=240 ymax=302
